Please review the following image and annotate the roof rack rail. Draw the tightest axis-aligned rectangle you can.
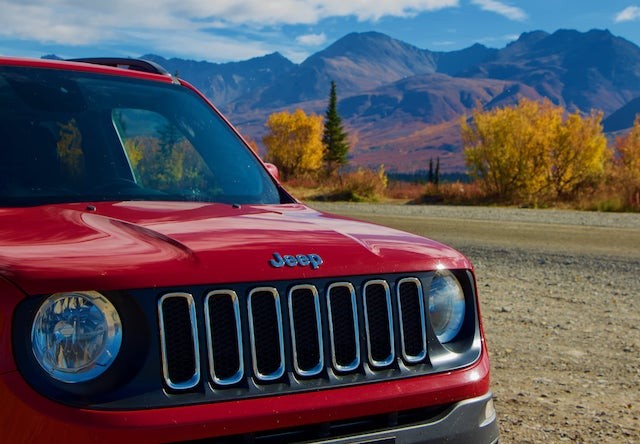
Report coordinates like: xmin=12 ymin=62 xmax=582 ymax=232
xmin=67 ymin=57 xmax=170 ymax=75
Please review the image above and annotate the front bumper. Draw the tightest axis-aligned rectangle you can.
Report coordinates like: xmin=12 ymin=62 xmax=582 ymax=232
xmin=0 ymin=353 xmax=494 ymax=443
xmin=310 ymin=392 xmax=498 ymax=444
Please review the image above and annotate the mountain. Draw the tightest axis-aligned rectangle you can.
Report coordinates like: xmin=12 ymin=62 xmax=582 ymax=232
xmin=336 ymin=76 xmax=543 ymax=172
xmin=252 ymin=32 xmax=439 ymax=109
xmin=143 ymin=52 xmax=295 ymax=109
xmin=85 ymin=29 xmax=640 ymax=173
xmin=230 ymin=75 xmax=544 ymax=173
xmin=460 ymin=29 xmax=640 ymax=115
xmin=603 ymin=96 xmax=640 ymax=132
xmin=434 ymin=43 xmax=498 ymax=76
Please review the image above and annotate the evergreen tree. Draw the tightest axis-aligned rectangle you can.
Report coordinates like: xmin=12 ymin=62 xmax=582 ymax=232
xmin=322 ymin=81 xmax=350 ymax=175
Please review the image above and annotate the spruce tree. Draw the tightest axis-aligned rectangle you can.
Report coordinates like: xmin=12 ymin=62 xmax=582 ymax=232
xmin=322 ymin=81 xmax=350 ymax=175
xmin=428 ymin=158 xmax=434 ymax=184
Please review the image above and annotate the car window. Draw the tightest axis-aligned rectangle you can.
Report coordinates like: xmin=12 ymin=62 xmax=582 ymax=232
xmin=0 ymin=65 xmax=283 ymax=206
xmin=113 ymin=109 xmax=219 ymax=200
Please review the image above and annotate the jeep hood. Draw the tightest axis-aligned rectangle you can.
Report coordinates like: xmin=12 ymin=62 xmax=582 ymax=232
xmin=0 ymin=202 xmax=470 ymax=295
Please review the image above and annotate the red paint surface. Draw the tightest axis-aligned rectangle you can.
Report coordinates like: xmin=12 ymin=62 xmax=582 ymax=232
xmin=0 ymin=202 xmax=469 ymax=295
xmin=0 ymin=350 xmax=490 ymax=443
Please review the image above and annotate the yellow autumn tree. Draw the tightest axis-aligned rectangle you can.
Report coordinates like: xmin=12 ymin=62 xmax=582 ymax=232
xmin=57 ymin=119 xmax=85 ymax=180
xmin=123 ymin=133 xmax=211 ymax=191
xmin=462 ymin=98 xmax=561 ymax=201
xmin=263 ymin=109 xmax=324 ymax=180
xmin=549 ymin=110 xmax=608 ymax=198
xmin=614 ymin=115 xmax=640 ymax=208
xmin=463 ymin=98 xmax=609 ymax=203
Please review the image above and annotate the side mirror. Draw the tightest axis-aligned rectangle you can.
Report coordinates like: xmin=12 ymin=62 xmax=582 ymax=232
xmin=264 ymin=162 xmax=280 ymax=181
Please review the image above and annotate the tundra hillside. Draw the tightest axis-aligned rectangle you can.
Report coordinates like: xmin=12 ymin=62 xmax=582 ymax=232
xmin=311 ymin=202 xmax=640 ymax=443
xmin=146 ymin=29 xmax=640 ymax=174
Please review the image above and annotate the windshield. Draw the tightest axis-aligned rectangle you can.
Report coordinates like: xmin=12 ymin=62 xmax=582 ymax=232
xmin=0 ymin=65 xmax=285 ymax=206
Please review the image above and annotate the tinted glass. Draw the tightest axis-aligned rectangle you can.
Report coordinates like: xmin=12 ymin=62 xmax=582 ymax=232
xmin=0 ymin=65 xmax=283 ymax=206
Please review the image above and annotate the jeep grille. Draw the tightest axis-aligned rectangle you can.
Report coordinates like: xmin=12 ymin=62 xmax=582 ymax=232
xmin=155 ymin=272 xmax=480 ymax=403
xmin=158 ymin=276 xmax=476 ymax=398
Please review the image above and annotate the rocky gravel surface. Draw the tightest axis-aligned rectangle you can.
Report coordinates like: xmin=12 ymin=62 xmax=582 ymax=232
xmin=311 ymin=202 xmax=640 ymax=443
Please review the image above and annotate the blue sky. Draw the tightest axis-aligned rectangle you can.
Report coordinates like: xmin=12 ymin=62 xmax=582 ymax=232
xmin=2 ymin=1 xmax=640 ymax=63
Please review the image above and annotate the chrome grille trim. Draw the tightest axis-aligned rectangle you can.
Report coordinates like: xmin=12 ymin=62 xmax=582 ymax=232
xmin=288 ymin=284 xmax=324 ymax=377
xmin=247 ymin=287 xmax=285 ymax=381
xmin=155 ymin=274 xmax=463 ymax=393
xmin=363 ymin=280 xmax=395 ymax=368
xmin=397 ymin=278 xmax=427 ymax=363
xmin=157 ymin=292 xmax=201 ymax=390
xmin=204 ymin=290 xmax=244 ymax=386
xmin=326 ymin=282 xmax=360 ymax=372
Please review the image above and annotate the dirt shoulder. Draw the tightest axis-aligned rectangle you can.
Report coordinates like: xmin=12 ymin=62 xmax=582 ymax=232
xmin=309 ymin=203 xmax=640 ymax=259
xmin=310 ymin=202 xmax=640 ymax=443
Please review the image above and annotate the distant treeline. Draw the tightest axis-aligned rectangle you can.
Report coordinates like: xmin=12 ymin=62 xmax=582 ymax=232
xmin=388 ymin=171 xmax=470 ymax=184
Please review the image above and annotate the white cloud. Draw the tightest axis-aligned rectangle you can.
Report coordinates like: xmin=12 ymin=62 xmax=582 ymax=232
xmin=309 ymin=0 xmax=459 ymax=22
xmin=125 ymin=30 xmax=277 ymax=62
xmin=615 ymin=6 xmax=640 ymax=23
xmin=432 ymin=40 xmax=457 ymax=47
xmin=0 ymin=1 xmax=460 ymax=39
xmin=0 ymin=0 xmax=459 ymax=60
xmin=470 ymin=0 xmax=527 ymax=22
xmin=296 ymin=33 xmax=327 ymax=46
xmin=476 ymin=33 xmax=520 ymax=46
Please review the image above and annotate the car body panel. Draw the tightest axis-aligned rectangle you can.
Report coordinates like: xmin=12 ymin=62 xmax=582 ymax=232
xmin=0 ymin=349 xmax=490 ymax=443
xmin=0 ymin=202 xmax=469 ymax=295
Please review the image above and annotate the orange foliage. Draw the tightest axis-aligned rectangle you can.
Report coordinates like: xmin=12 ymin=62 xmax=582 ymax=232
xmin=462 ymin=98 xmax=609 ymax=203
xmin=613 ymin=116 xmax=640 ymax=209
xmin=263 ymin=109 xmax=325 ymax=180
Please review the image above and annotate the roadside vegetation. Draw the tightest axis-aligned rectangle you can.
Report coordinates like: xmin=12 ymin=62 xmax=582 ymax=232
xmin=261 ymin=89 xmax=640 ymax=211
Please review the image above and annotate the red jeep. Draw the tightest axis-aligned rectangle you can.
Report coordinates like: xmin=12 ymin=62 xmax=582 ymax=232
xmin=0 ymin=56 xmax=498 ymax=443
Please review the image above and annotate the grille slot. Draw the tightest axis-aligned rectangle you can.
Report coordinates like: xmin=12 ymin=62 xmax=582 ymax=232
xmin=363 ymin=280 xmax=395 ymax=367
xmin=248 ymin=287 xmax=285 ymax=381
xmin=288 ymin=285 xmax=324 ymax=376
xmin=158 ymin=293 xmax=200 ymax=390
xmin=205 ymin=290 xmax=244 ymax=385
xmin=327 ymin=282 xmax=360 ymax=372
xmin=397 ymin=278 xmax=427 ymax=363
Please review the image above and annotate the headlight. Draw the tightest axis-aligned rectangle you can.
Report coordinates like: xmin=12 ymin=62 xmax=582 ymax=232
xmin=428 ymin=271 xmax=466 ymax=343
xmin=31 ymin=291 xmax=122 ymax=383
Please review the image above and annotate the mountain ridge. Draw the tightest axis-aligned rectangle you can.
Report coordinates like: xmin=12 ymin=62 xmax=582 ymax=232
xmin=72 ymin=29 xmax=640 ymax=173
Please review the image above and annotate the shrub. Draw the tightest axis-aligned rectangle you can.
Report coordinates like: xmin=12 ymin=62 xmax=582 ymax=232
xmin=415 ymin=181 xmax=489 ymax=205
xmin=462 ymin=99 xmax=608 ymax=204
xmin=611 ymin=116 xmax=640 ymax=211
xmin=327 ymin=166 xmax=388 ymax=202
xmin=386 ymin=181 xmax=426 ymax=201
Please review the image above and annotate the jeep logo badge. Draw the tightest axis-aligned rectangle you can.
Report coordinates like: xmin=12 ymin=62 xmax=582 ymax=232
xmin=269 ymin=252 xmax=323 ymax=270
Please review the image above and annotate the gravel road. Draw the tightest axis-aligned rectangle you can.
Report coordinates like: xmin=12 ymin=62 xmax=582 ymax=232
xmin=310 ymin=202 xmax=640 ymax=443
